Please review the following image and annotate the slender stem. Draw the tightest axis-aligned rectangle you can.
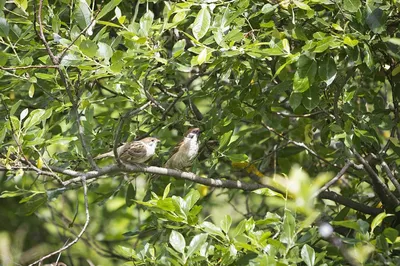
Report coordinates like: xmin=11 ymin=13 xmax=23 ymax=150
xmin=313 ymin=161 xmax=352 ymax=198
xmin=28 ymin=177 xmax=90 ymax=266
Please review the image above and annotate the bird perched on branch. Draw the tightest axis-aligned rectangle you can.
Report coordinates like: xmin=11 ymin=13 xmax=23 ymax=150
xmin=94 ymin=137 xmax=160 ymax=164
xmin=165 ymin=128 xmax=200 ymax=170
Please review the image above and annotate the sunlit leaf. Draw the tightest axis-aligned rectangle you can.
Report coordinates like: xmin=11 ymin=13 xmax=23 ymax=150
xmin=192 ymin=6 xmax=211 ymax=40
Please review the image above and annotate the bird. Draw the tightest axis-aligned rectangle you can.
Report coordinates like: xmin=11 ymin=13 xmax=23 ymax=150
xmin=164 ymin=128 xmax=201 ymax=170
xmin=94 ymin=137 xmax=160 ymax=164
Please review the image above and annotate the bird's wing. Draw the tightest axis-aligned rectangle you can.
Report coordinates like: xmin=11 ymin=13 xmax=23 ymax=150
xmin=119 ymin=141 xmax=147 ymax=161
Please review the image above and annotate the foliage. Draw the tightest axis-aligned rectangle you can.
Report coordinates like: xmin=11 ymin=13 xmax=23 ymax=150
xmin=1 ymin=0 xmax=400 ymax=265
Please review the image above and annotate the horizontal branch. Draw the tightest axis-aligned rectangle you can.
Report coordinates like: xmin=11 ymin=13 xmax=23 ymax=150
xmin=58 ymin=163 xmax=382 ymax=215
xmin=5 ymin=156 xmax=382 ymax=215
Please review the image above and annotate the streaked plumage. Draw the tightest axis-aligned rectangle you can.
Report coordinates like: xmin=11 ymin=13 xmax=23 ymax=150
xmin=165 ymin=128 xmax=200 ymax=170
xmin=94 ymin=137 xmax=160 ymax=164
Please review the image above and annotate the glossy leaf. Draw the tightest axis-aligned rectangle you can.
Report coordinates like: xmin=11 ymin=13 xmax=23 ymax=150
xmin=192 ymin=7 xmax=211 ymax=40
xmin=169 ymin=230 xmax=186 ymax=254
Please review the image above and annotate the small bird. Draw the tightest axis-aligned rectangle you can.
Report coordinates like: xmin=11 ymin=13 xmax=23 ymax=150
xmin=94 ymin=137 xmax=160 ymax=164
xmin=165 ymin=128 xmax=201 ymax=170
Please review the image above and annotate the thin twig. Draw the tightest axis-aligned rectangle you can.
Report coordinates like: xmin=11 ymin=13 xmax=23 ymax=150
xmin=36 ymin=0 xmax=58 ymax=64
xmin=380 ymin=158 xmax=400 ymax=195
xmin=261 ymin=121 xmax=338 ymax=168
xmin=28 ymin=177 xmax=90 ymax=266
xmin=162 ymin=90 xmax=184 ymax=120
xmin=313 ymin=161 xmax=352 ymax=198
xmin=141 ymin=65 xmax=165 ymax=111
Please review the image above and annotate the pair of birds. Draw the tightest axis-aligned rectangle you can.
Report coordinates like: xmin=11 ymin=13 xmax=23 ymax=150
xmin=95 ymin=128 xmax=201 ymax=170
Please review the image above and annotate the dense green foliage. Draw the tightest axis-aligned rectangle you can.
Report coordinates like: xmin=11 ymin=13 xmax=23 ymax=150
xmin=1 ymin=0 xmax=400 ymax=265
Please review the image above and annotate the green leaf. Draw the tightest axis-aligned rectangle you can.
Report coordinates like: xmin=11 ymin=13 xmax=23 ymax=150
xmin=383 ymin=228 xmax=399 ymax=243
xmin=303 ymin=86 xmax=320 ymax=111
xmin=125 ymin=183 xmax=136 ymax=207
xmin=252 ymin=188 xmax=285 ymax=199
xmin=97 ymin=42 xmax=113 ymax=61
xmin=197 ymin=48 xmax=207 ymax=65
xmin=192 ymin=6 xmax=211 ymax=40
xmin=280 ymin=210 xmax=295 ymax=248
xmin=169 ymin=230 xmax=186 ymax=254
xmin=0 ymin=125 xmax=6 ymax=144
xmin=187 ymin=233 xmax=207 ymax=258
xmin=201 ymin=221 xmax=225 ymax=238
xmin=184 ymin=189 xmax=200 ymax=210
xmin=156 ymin=198 xmax=176 ymax=211
xmin=163 ymin=183 xmax=171 ymax=199
xmin=74 ymin=0 xmax=91 ymax=29
xmin=15 ymin=0 xmax=27 ymax=11
xmin=332 ymin=220 xmax=360 ymax=231
xmin=0 ymin=190 xmax=28 ymax=198
xmin=35 ymin=73 xmax=55 ymax=81
xmin=301 ymin=244 xmax=316 ymax=266
xmin=366 ymin=8 xmax=386 ymax=34
xmin=343 ymin=36 xmax=358 ymax=47
xmin=314 ymin=37 xmax=333 ymax=53
xmin=343 ymin=0 xmax=361 ymax=13
xmin=140 ymin=11 xmax=154 ymax=36
xmin=28 ymin=84 xmax=35 ymax=98
xmin=318 ymin=55 xmax=337 ymax=86
xmin=232 ymin=219 xmax=247 ymax=238
xmin=0 ymin=51 xmax=8 ymax=66
xmin=387 ymin=38 xmax=400 ymax=46
xmin=220 ymin=215 xmax=232 ymax=234
xmin=172 ymin=39 xmax=186 ymax=58
xmin=227 ymin=154 xmax=249 ymax=163
xmin=371 ymin=212 xmax=393 ymax=233
xmin=218 ymin=130 xmax=233 ymax=150
xmin=80 ymin=40 xmax=98 ymax=57
xmin=0 ymin=17 xmax=9 ymax=37
xmin=293 ymin=55 xmax=317 ymax=92
xmin=289 ymin=92 xmax=302 ymax=110
xmin=97 ymin=0 xmax=122 ymax=20
xmin=23 ymin=109 xmax=47 ymax=130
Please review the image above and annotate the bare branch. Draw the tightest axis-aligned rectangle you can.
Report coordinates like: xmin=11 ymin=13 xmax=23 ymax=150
xmin=28 ymin=177 xmax=90 ymax=266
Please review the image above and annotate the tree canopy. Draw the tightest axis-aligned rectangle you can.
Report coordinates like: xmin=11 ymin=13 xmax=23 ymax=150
xmin=1 ymin=0 xmax=400 ymax=265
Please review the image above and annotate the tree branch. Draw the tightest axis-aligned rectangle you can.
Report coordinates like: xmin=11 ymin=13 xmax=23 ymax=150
xmin=352 ymin=149 xmax=400 ymax=209
xmin=313 ymin=161 xmax=352 ymax=198
xmin=319 ymin=191 xmax=382 ymax=216
xmin=36 ymin=0 xmax=58 ymax=64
